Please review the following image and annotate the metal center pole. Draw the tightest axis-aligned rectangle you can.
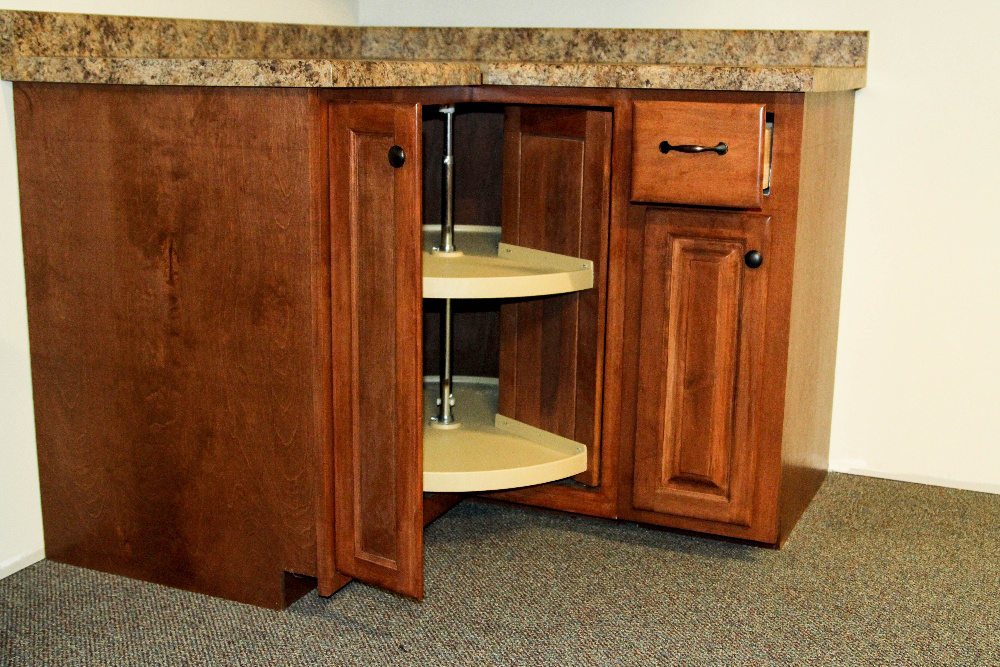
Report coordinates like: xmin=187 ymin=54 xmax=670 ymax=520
xmin=439 ymin=105 xmax=456 ymax=254
xmin=437 ymin=297 xmax=456 ymax=425
xmin=433 ymin=105 xmax=459 ymax=427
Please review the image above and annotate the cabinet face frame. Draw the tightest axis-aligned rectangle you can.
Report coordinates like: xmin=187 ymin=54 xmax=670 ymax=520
xmin=323 ymin=88 xmax=824 ymax=559
xmin=324 ymin=87 xmax=843 ymax=597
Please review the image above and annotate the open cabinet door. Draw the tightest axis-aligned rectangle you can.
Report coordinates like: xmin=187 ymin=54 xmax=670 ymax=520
xmin=487 ymin=105 xmax=613 ymax=515
xmin=329 ymin=102 xmax=424 ymax=599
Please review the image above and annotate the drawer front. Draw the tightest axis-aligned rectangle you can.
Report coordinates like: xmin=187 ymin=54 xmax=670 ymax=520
xmin=631 ymin=101 xmax=766 ymax=209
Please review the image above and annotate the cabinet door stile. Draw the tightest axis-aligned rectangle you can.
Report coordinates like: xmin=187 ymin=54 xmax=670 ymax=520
xmin=632 ymin=207 xmax=770 ymax=528
xmin=329 ymin=102 xmax=424 ymax=599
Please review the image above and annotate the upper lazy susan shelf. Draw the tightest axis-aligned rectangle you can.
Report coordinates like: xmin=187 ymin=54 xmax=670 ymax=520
xmin=422 ymin=226 xmax=593 ymax=300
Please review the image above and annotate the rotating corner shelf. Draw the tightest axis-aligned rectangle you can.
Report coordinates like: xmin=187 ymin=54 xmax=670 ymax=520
xmin=422 ymin=378 xmax=587 ymax=493
xmin=422 ymin=226 xmax=594 ymax=300
xmin=420 ymin=226 xmax=592 ymax=493
xmin=422 ymin=104 xmax=592 ymax=495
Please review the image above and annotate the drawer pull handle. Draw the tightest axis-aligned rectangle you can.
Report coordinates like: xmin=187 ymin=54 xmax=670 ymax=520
xmin=659 ymin=141 xmax=728 ymax=156
xmin=744 ymin=250 xmax=763 ymax=269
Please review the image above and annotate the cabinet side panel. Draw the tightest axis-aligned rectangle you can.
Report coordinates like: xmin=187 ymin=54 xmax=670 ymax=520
xmin=778 ymin=91 xmax=855 ymax=544
xmin=15 ymin=83 xmax=319 ymax=610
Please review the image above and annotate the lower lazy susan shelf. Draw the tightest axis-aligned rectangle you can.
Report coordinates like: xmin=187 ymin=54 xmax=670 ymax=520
xmin=423 ymin=377 xmax=588 ymax=493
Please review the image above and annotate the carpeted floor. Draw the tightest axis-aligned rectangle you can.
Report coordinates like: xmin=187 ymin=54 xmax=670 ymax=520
xmin=2 ymin=473 xmax=998 ymax=666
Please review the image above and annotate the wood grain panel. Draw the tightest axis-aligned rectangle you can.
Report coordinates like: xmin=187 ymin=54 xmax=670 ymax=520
xmin=329 ymin=101 xmax=424 ymax=599
xmin=497 ymin=105 xmax=611 ymax=487
xmin=631 ymin=100 xmax=765 ymax=209
xmin=508 ymin=132 xmax=584 ymax=437
xmin=631 ymin=207 xmax=771 ymax=527
xmin=485 ymin=91 xmax=627 ymax=519
xmin=15 ymin=83 xmax=322 ymax=610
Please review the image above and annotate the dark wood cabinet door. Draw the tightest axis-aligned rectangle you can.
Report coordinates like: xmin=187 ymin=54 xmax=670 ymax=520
xmin=497 ymin=105 xmax=612 ymax=487
xmin=328 ymin=102 xmax=424 ymax=599
xmin=631 ymin=207 xmax=770 ymax=527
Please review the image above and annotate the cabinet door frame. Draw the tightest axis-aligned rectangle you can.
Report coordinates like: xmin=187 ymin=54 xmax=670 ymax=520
xmin=327 ymin=101 xmax=424 ymax=599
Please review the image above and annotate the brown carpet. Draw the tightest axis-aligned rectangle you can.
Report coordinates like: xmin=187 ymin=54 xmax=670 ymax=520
xmin=2 ymin=472 xmax=998 ymax=665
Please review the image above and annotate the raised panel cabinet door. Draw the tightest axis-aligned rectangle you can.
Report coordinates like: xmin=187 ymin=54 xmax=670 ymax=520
xmin=329 ymin=102 xmax=424 ymax=599
xmin=632 ymin=207 xmax=770 ymax=527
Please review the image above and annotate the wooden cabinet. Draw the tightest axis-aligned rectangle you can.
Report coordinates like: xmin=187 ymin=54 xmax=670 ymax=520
xmin=16 ymin=83 xmax=856 ymax=607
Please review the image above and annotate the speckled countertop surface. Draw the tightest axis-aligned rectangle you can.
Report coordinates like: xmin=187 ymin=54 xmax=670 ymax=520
xmin=0 ymin=10 xmax=867 ymax=91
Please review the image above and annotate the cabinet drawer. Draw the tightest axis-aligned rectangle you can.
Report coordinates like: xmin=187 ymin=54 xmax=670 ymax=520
xmin=631 ymin=101 xmax=766 ymax=209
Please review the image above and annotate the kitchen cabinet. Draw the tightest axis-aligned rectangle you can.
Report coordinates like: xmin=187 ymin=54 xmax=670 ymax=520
xmin=312 ymin=87 xmax=854 ymax=597
xmin=5 ymin=11 xmax=863 ymax=609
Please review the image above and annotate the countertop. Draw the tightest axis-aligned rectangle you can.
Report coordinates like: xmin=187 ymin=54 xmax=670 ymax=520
xmin=0 ymin=10 xmax=867 ymax=91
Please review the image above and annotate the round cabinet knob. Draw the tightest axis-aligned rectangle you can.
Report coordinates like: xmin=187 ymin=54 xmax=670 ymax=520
xmin=388 ymin=145 xmax=405 ymax=168
xmin=744 ymin=250 xmax=763 ymax=269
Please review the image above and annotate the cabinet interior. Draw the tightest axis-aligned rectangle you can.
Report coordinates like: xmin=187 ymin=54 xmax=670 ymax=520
xmin=418 ymin=102 xmax=612 ymax=493
xmin=421 ymin=104 xmax=504 ymax=385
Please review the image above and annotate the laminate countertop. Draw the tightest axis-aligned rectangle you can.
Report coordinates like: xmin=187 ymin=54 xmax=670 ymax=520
xmin=0 ymin=10 xmax=867 ymax=91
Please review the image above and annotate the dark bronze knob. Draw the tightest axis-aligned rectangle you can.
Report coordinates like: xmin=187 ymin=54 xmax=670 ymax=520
xmin=388 ymin=145 xmax=405 ymax=168
xmin=744 ymin=250 xmax=763 ymax=269
xmin=659 ymin=141 xmax=728 ymax=155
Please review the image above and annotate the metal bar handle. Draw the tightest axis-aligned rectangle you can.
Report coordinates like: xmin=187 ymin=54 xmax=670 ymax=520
xmin=659 ymin=141 xmax=728 ymax=155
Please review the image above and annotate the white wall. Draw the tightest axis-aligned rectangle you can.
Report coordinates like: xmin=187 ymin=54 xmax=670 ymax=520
xmin=360 ymin=1 xmax=1000 ymax=493
xmin=0 ymin=0 xmax=359 ymax=579
xmin=0 ymin=76 xmax=43 ymax=579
